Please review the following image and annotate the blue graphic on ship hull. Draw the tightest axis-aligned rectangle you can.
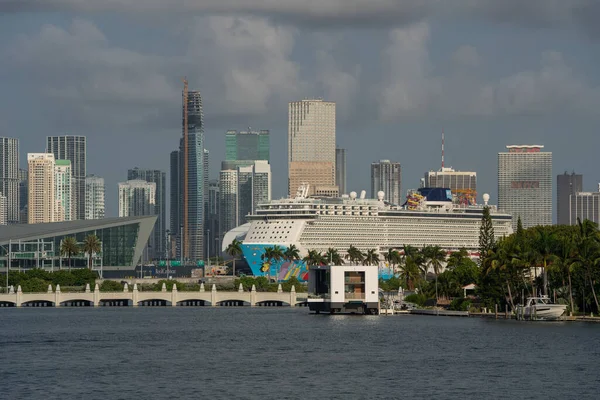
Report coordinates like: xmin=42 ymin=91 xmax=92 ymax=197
xmin=241 ymin=244 xmax=396 ymax=282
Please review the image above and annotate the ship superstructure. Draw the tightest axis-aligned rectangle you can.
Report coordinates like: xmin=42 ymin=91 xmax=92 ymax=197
xmin=225 ymin=184 xmax=512 ymax=281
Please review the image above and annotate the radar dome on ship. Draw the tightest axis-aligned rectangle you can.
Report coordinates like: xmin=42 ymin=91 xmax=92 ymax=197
xmin=483 ymin=193 xmax=490 ymax=205
xmin=377 ymin=191 xmax=385 ymax=200
xmin=360 ymin=190 xmax=366 ymax=199
xmin=350 ymin=191 xmax=357 ymax=199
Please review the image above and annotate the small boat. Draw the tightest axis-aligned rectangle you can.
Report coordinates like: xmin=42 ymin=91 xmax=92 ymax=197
xmin=518 ymin=296 xmax=567 ymax=320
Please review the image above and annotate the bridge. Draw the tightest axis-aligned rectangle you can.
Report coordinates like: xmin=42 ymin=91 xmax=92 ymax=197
xmin=0 ymin=283 xmax=307 ymax=308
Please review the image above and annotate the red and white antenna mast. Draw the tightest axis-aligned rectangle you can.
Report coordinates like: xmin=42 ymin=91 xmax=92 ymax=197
xmin=441 ymin=128 xmax=445 ymax=169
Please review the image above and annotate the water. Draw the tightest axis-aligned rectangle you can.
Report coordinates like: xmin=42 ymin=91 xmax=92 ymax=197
xmin=1 ymin=308 xmax=599 ymax=399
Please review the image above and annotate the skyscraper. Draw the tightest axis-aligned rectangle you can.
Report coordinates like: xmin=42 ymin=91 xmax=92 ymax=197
xmin=225 ymin=129 xmax=270 ymax=161
xmin=206 ymin=179 xmax=220 ymax=257
xmin=237 ymin=161 xmax=271 ymax=225
xmin=288 ymin=99 xmax=337 ymax=196
xmin=118 ymin=179 xmax=156 ymax=262
xmin=179 ymin=81 xmax=206 ymax=261
xmin=371 ymin=160 xmax=401 ymax=204
xmin=425 ymin=167 xmax=477 ymax=205
xmin=219 ymin=169 xmax=238 ymax=239
xmin=169 ymin=149 xmax=181 ymax=256
xmin=46 ymin=135 xmax=86 ymax=220
xmin=85 ymin=175 xmax=105 ymax=220
xmin=54 ymin=160 xmax=73 ymax=222
xmin=18 ymin=168 xmax=27 ymax=223
xmin=557 ymin=172 xmax=583 ymax=225
xmin=498 ymin=145 xmax=552 ymax=229
xmin=0 ymin=195 xmax=7 ymax=225
xmin=569 ymin=189 xmax=600 ymax=225
xmin=28 ymin=153 xmax=56 ymax=224
xmin=128 ymin=168 xmax=166 ymax=260
xmin=0 ymin=137 xmax=19 ymax=224
xmin=335 ymin=148 xmax=347 ymax=195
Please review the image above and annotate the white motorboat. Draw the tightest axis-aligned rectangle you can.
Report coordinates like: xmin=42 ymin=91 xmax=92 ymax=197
xmin=518 ymin=296 xmax=567 ymax=320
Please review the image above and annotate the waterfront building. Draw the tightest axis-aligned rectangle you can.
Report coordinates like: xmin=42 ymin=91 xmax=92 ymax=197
xmin=335 ymin=148 xmax=347 ymax=195
xmin=557 ymin=172 xmax=583 ymax=225
xmin=54 ymin=160 xmax=73 ymax=222
xmin=206 ymin=179 xmax=220 ymax=258
xmin=425 ymin=167 xmax=477 ymax=205
xmin=288 ymin=99 xmax=337 ymax=196
xmin=128 ymin=168 xmax=166 ymax=260
xmin=569 ymin=189 xmax=600 ymax=225
xmin=18 ymin=168 xmax=27 ymax=223
xmin=85 ymin=175 xmax=105 ymax=220
xmin=0 ymin=215 xmax=156 ymax=271
xmin=371 ymin=160 xmax=401 ymax=205
xmin=28 ymin=153 xmax=56 ymax=224
xmin=498 ymin=145 xmax=552 ymax=229
xmin=46 ymin=135 xmax=86 ymax=220
xmin=226 ymin=129 xmax=270 ymax=162
xmin=0 ymin=195 xmax=7 ymax=225
xmin=0 ymin=137 xmax=19 ymax=224
xmin=219 ymin=169 xmax=238 ymax=238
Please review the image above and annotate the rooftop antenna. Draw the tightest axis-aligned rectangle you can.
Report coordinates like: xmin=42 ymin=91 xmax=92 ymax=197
xmin=441 ymin=128 xmax=445 ymax=169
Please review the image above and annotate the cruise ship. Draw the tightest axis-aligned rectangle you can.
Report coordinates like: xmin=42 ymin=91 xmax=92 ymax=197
xmin=222 ymin=185 xmax=513 ymax=281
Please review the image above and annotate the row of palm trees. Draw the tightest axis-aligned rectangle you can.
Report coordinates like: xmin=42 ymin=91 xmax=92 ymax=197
xmin=59 ymin=235 xmax=102 ymax=270
xmin=481 ymin=219 xmax=600 ymax=313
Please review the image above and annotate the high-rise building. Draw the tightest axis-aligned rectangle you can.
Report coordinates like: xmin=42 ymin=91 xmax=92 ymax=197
xmin=557 ymin=172 xmax=583 ymax=225
xmin=178 ymin=82 xmax=206 ymax=261
xmin=425 ymin=167 xmax=477 ymax=205
xmin=54 ymin=160 xmax=72 ymax=222
xmin=498 ymin=145 xmax=552 ymax=229
xmin=288 ymin=99 xmax=337 ymax=196
xmin=569 ymin=189 xmax=600 ymax=225
xmin=18 ymin=168 xmax=27 ymax=223
xmin=225 ymin=129 xmax=270 ymax=161
xmin=46 ymin=135 xmax=86 ymax=220
xmin=0 ymin=137 xmax=19 ymax=223
xmin=128 ymin=168 xmax=166 ymax=260
xmin=169 ymin=149 xmax=181 ymax=255
xmin=335 ymin=148 xmax=347 ymax=195
xmin=237 ymin=161 xmax=271 ymax=225
xmin=0 ymin=195 xmax=7 ymax=225
xmin=206 ymin=179 xmax=220 ymax=257
xmin=371 ymin=160 xmax=401 ymax=204
xmin=28 ymin=153 xmax=56 ymax=224
xmin=85 ymin=175 xmax=105 ymax=220
xmin=219 ymin=170 xmax=238 ymax=239
xmin=118 ymin=179 xmax=156 ymax=262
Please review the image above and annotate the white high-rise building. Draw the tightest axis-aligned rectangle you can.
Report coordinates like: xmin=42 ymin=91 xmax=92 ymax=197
xmin=288 ymin=99 xmax=337 ymax=196
xmin=371 ymin=160 xmax=401 ymax=204
xmin=0 ymin=137 xmax=19 ymax=223
xmin=118 ymin=179 xmax=156 ymax=218
xmin=28 ymin=153 xmax=56 ymax=224
xmin=569 ymin=188 xmax=600 ymax=226
xmin=54 ymin=159 xmax=72 ymax=222
xmin=238 ymin=160 xmax=272 ymax=225
xmin=498 ymin=145 xmax=552 ymax=229
xmin=85 ymin=175 xmax=105 ymax=220
xmin=219 ymin=170 xmax=238 ymax=238
xmin=0 ymin=195 xmax=7 ymax=225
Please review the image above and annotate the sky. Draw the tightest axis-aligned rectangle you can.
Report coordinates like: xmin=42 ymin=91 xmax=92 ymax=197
xmin=1 ymin=1 xmax=600 ymax=221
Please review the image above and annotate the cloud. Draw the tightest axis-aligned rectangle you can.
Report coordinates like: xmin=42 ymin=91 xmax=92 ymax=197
xmin=378 ymin=23 xmax=600 ymax=120
xmin=2 ymin=0 xmax=600 ymax=36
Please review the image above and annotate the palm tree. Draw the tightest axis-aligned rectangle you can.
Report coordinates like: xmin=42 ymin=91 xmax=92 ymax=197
xmin=82 ymin=234 xmax=101 ymax=271
xmin=60 ymin=236 xmax=79 ymax=272
xmin=484 ymin=240 xmax=520 ymax=310
xmin=553 ymin=238 xmax=577 ymax=314
xmin=284 ymin=244 xmax=301 ymax=265
xmin=323 ymin=248 xmax=343 ymax=265
xmin=532 ymin=228 xmax=557 ymax=296
xmin=446 ymin=248 xmax=469 ymax=270
xmin=363 ymin=249 xmax=380 ymax=266
xmin=261 ymin=247 xmax=275 ymax=280
xmin=225 ymin=239 xmax=243 ymax=277
xmin=427 ymin=246 xmax=447 ymax=302
xmin=345 ymin=245 xmax=362 ymax=265
xmin=573 ymin=232 xmax=600 ymax=312
xmin=384 ymin=248 xmax=401 ymax=275
xmin=303 ymin=249 xmax=324 ymax=267
xmin=398 ymin=246 xmax=421 ymax=290
xmin=271 ymin=245 xmax=285 ymax=281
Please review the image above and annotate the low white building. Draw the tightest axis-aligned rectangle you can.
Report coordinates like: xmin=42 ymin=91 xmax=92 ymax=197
xmin=307 ymin=265 xmax=379 ymax=315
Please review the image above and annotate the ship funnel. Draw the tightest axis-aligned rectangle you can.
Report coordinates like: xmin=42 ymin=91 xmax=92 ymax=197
xmin=360 ymin=190 xmax=366 ymax=199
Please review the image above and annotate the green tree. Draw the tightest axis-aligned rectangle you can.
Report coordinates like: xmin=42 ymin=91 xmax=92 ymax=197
xmin=323 ymin=248 xmax=343 ymax=265
xmin=553 ymin=238 xmax=577 ymax=313
xmin=225 ymin=239 xmax=243 ymax=277
xmin=478 ymin=206 xmax=495 ymax=266
xmin=60 ymin=237 xmax=79 ymax=272
xmin=363 ymin=249 xmax=380 ymax=266
xmin=345 ymin=245 xmax=363 ymax=265
xmin=284 ymin=244 xmax=301 ymax=265
xmin=82 ymin=234 xmax=101 ymax=270
xmin=303 ymin=249 xmax=324 ymax=268
xmin=424 ymin=245 xmax=447 ymax=302
xmin=533 ymin=227 xmax=557 ymax=296
xmin=384 ymin=248 xmax=402 ymax=275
